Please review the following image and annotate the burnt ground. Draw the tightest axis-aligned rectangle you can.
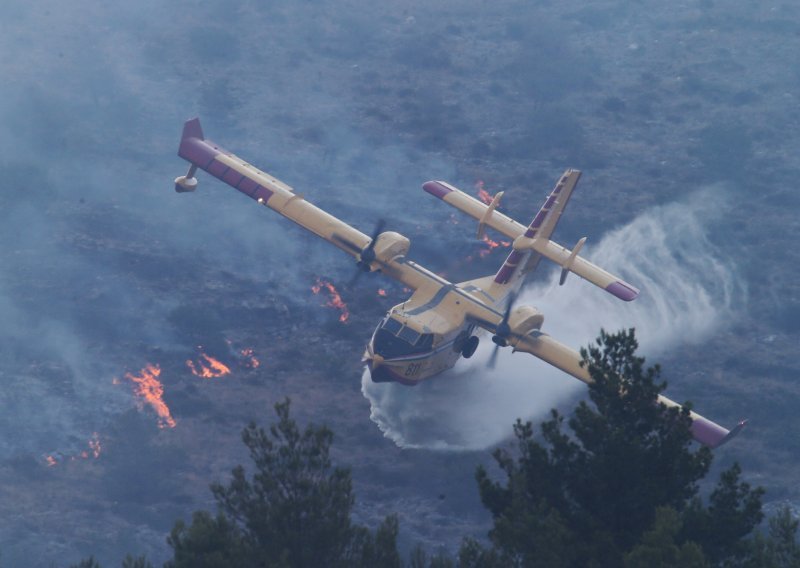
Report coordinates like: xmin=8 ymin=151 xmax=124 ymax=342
xmin=1 ymin=0 xmax=799 ymax=565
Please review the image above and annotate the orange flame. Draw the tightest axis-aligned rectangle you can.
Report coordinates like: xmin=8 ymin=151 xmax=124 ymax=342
xmin=187 ymin=352 xmax=232 ymax=378
xmin=240 ymin=348 xmax=260 ymax=369
xmin=478 ymin=234 xmax=511 ymax=258
xmin=44 ymin=432 xmax=102 ymax=467
xmin=88 ymin=432 xmax=101 ymax=459
xmin=311 ymin=278 xmax=350 ymax=323
xmin=123 ymin=364 xmax=176 ymax=429
xmin=476 ymin=180 xmax=493 ymax=205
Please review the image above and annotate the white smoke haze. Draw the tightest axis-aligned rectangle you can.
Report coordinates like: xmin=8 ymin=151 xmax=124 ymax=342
xmin=362 ymin=188 xmax=742 ymax=450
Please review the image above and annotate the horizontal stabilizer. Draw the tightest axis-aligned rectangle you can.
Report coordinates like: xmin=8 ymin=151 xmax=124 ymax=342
xmin=422 ymin=180 xmax=526 ymax=241
xmin=515 ymin=237 xmax=639 ymax=301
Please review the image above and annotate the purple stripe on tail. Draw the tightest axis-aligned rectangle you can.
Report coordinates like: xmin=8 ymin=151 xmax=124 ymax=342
xmin=423 ymin=181 xmax=454 ymax=199
xmin=181 ymin=117 xmax=204 ymax=141
xmin=494 ymin=250 xmax=524 ymax=284
xmin=605 ymin=281 xmax=640 ymax=302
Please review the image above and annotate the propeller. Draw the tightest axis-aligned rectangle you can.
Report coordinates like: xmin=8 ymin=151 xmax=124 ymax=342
xmin=356 ymin=219 xmax=386 ymax=272
xmin=331 ymin=219 xmax=386 ymax=286
xmin=488 ymin=291 xmax=517 ymax=369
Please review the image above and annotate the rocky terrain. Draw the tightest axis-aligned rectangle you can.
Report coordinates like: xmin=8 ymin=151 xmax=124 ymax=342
xmin=1 ymin=0 xmax=798 ymax=565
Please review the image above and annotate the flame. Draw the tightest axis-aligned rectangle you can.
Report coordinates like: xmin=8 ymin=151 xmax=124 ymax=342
xmin=476 ymin=180 xmax=493 ymax=205
xmin=187 ymin=352 xmax=232 ymax=378
xmin=88 ymin=432 xmax=101 ymax=459
xmin=123 ymin=364 xmax=176 ymax=428
xmin=478 ymin=234 xmax=511 ymax=258
xmin=43 ymin=432 xmax=102 ymax=467
xmin=377 ymin=289 xmax=387 ymax=297
xmin=240 ymin=348 xmax=260 ymax=369
xmin=311 ymin=278 xmax=350 ymax=323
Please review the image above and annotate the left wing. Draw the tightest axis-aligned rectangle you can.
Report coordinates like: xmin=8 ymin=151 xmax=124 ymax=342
xmin=507 ymin=330 xmax=746 ymax=448
xmin=175 ymin=118 xmax=434 ymax=290
xmin=176 ymin=118 xmax=371 ymax=257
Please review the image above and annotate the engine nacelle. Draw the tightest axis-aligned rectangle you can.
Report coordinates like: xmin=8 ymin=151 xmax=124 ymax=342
xmin=508 ymin=306 xmax=545 ymax=337
xmin=373 ymin=231 xmax=410 ymax=263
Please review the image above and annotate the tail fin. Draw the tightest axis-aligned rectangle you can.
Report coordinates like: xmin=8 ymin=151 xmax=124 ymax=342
xmin=181 ymin=117 xmax=204 ymax=141
xmin=494 ymin=170 xmax=582 ymax=286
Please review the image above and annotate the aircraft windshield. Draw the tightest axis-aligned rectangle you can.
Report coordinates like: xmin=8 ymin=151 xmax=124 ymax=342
xmin=382 ymin=317 xmax=403 ymax=334
xmin=374 ymin=319 xmax=434 ymax=358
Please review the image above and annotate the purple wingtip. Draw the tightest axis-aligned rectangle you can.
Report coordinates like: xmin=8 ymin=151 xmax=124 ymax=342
xmin=423 ymin=180 xmax=453 ymax=199
xmin=606 ymin=281 xmax=640 ymax=302
xmin=690 ymin=417 xmax=746 ymax=449
xmin=182 ymin=117 xmax=204 ymax=141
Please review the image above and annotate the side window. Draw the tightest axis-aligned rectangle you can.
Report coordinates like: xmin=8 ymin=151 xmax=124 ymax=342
xmin=417 ymin=333 xmax=434 ymax=351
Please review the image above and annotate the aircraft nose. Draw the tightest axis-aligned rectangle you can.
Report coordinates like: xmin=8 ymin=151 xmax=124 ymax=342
xmin=366 ymin=353 xmax=385 ymax=370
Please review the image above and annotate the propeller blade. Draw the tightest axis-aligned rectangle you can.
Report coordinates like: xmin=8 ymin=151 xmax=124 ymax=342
xmin=488 ymin=291 xmax=518 ymax=369
xmin=349 ymin=219 xmax=387 ymax=286
xmin=488 ymin=343 xmax=500 ymax=369
xmin=359 ymin=218 xmax=386 ymax=266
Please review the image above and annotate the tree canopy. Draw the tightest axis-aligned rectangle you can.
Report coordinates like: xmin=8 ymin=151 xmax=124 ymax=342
xmin=467 ymin=329 xmax=766 ymax=567
xmin=166 ymin=398 xmax=400 ymax=568
xmin=71 ymin=329 xmax=799 ymax=568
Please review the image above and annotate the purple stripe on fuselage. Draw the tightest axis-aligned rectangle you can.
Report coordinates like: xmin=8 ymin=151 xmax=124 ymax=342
xmin=422 ymin=181 xmax=453 ymax=199
xmin=553 ymin=183 xmax=564 ymax=194
xmin=544 ymin=195 xmax=557 ymax=208
xmin=605 ymin=281 xmax=640 ymax=302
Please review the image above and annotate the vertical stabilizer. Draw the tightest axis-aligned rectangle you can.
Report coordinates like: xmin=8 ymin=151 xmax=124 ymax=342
xmin=181 ymin=117 xmax=204 ymax=141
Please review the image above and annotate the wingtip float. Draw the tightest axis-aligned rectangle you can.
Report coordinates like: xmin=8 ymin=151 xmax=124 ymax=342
xmin=174 ymin=117 xmax=740 ymax=448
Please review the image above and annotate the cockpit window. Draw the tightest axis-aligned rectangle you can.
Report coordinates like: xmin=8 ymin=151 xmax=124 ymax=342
xmin=373 ymin=329 xmax=417 ymax=358
xmin=381 ymin=317 xmax=403 ymax=334
xmin=373 ymin=318 xmax=436 ymax=359
xmin=398 ymin=326 xmax=420 ymax=344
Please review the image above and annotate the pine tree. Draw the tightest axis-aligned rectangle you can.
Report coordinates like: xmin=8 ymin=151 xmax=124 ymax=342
xmin=167 ymin=398 xmax=400 ymax=568
xmin=471 ymin=329 xmax=763 ymax=567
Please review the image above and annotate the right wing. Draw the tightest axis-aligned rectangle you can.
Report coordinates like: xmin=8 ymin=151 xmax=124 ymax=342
xmin=175 ymin=118 xmax=435 ymax=290
xmin=506 ymin=330 xmax=746 ymax=448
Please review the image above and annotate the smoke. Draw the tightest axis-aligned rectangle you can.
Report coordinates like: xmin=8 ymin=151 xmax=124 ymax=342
xmin=361 ymin=188 xmax=742 ymax=450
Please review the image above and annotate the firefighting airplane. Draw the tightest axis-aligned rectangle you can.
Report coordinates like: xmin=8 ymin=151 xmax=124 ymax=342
xmin=174 ymin=118 xmax=744 ymax=448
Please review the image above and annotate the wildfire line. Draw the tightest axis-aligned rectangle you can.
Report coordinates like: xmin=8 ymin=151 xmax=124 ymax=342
xmin=122 ymin=364 xmax=176 ymax=429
